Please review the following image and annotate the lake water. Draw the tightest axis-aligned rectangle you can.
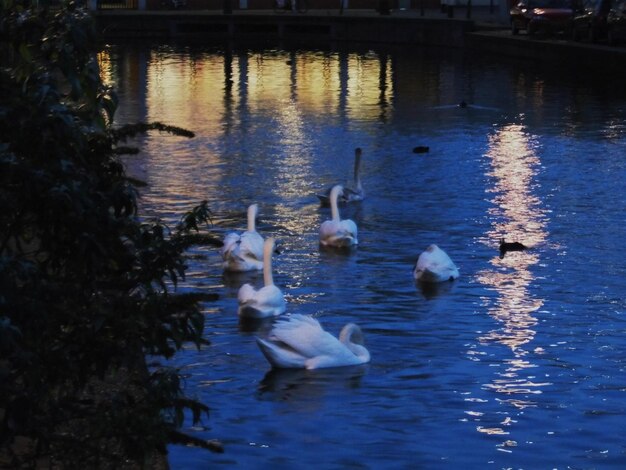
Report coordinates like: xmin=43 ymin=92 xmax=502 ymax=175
xmin=101 ymin=41 xmax=626 ymax=468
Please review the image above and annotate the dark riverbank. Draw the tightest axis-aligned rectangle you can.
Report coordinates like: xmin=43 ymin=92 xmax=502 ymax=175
xmin=95 ymin=7 xmax=626 ymax=71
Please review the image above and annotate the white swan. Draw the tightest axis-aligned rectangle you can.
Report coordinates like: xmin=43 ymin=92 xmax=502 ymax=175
xmin=413 ymin=244 xmax=459 ymax=283
xmin=319 ymin=185 xmax=358 ymax=248
xmin=256 ymin=314 xmax=370 ymax=369
xmin=317 ymin=148 xmax=364 ymax=206
xmin=221 ymin=204 xmax=264 ymax=272
xmin=237 ymin=237 xmax=286 ymax=319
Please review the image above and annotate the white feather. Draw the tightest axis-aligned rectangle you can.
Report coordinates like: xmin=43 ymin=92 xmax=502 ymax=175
xmin=256 ymin=314 xmax=370 ymax=370
xmin=413 ymin=244 xmax=459 ymax=283
xmin=221 ymin=204 xmax=264 ymax=272
xmin=237 ymin=238 xmax=286 ymax=319
xmin=319 ymin=185 xmax=358 ymax=247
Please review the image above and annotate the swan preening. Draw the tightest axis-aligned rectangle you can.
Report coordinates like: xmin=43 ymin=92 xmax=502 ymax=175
xmin=413 ymin=244 xmax=459 ymax=283
xmin=221 ymin=204 xmax=264 ymax=272
xmin=317 ymin=148 xmax=364 ymax=206
xmin=319 ymin=185 xmax=358 ymax=248
xmin=256 ymin=314 xmax=370 ymax=369
xmin=237 ymin=237 xmax=286 ymax=319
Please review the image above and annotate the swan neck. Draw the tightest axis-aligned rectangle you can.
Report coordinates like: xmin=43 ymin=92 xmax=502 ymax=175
xmin=340 ymin=323 xmax=362 ymax=345
xmin=247 ymin=204 xmax=258 ymax=232
xmin=340 ymin=323 xmax=369 ymax=361
xmin=263 ymin=238 xmax=274 ymax=287
xmin=330 ymin=185 xmax=342 ymax=222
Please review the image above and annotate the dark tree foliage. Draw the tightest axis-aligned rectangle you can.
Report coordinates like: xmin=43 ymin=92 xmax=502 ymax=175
xmin=0 ymin=0 xmax=221 ymax=466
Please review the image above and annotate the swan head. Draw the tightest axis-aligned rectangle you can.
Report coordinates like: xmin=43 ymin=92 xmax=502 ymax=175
xmin=330 ymin=185 xmax=344 ymax=201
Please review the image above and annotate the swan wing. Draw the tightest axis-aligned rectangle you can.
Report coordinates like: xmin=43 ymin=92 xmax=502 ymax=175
xmin=256 ymin=337 xmax=308 ymax=369
xmin=319 ymin=220 xmax=358 ymax=247
xmin=222 ymin=231 xmax=264 ymax=271
xmin=339 ymin=219 xmax=358 ymax=242
xmin=237 ymin=283 xmax=257 ymax=304
xmin=270 ymin=315 xmax=355 ymax=365
xmin=239 ymin=230 xmax=264 ymax=261
xmin=238 ymin=284 xmax=285 ymax=318
xmin=259 ymin=315 xmax=368 ymax=369
xmin=319 ymin=220 xmax=339 ymax=242
xmin=415 ymin=265 xmax=459 ymax=283
xmin=414 ymin=245 xmax=459 ymax=282
xmin=268 ymin=315 xmax=333 ymax=355
xmin=221 ymin=232 xmax=241 ymax=259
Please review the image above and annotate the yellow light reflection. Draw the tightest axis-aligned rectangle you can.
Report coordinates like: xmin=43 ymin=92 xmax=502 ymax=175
xmin=345 ymin=53 xmax=393 ymax=121
xmin=469 ymin=123 xmax=550 ymax=442
xmin=113 ymin=49 xmax=395 ymax=226
xmin=97 ymin=50 xmax=115 ymax=88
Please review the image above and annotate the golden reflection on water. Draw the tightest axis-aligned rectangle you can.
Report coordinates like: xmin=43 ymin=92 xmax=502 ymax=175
xmin=102 ymin=48 xmax=395 ymax=213
xmin=100 ymin=47 xmax=395 ymax=300
xmin=470 ymin=123 xmax=550 ymax=441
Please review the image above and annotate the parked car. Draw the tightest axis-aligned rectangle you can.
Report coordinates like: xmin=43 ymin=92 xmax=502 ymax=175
xmin=607 ymin=0 xmax=626 ymax=43
xmin=510 ymin=0 xmax=574 ymax=36
xmin=571 ymin=0 xmax=612 ymax=41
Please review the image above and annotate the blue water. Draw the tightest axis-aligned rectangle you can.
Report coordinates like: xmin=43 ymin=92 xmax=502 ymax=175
xmin=104 ymin=42 xmax=626 ymax=468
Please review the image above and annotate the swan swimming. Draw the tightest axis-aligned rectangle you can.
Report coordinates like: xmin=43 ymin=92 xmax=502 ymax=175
xmin=319 ymin=185 xmax=358 ymax=248
xmin=317 ymin=148 xmax=364 ymax=206
xmin=413 ymin=244 xmax=459 ymax=283
xmin=237 ymin=237 xmax=286 ymax=319
xmin=256 ymin=314 xmax=370 ymax=369
xmin=221 ymin=204 xmax=264 ymax=272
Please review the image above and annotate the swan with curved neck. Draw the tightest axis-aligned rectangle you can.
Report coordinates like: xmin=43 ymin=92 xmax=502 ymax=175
xmin=221 ymin=204 xmax=264 ymax=272
xmin=413 ymin=244 xmax=459 ymax=283
xmin=256 ymin=314 xmax=370 ymax=369
xmin=319 ymin=185 xmax=358 ymax=248
xmin=317 ymin=148 xmax=365 ymax=206
xmin=237 ymin=238 xmax=286 ymax=319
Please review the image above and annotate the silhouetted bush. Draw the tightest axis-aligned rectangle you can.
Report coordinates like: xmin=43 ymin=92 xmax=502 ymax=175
xmin=0 ymin=0 xmax=220 ymax=466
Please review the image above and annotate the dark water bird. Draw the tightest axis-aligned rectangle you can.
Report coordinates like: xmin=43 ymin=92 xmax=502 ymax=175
xmin=499 ymin=238 xmax=528 ymax=258
xmin=412 ymin=146 xmax=430 ymax=154
xmin=317 ymin=148 xmax=364 ymax=206
xmin=431 ymin=102 xmax=499 ymax=111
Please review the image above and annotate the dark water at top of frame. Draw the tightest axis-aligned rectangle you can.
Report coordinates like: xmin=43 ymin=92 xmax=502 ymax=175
xmin=101 ymin=41 xmax=626 ymax=468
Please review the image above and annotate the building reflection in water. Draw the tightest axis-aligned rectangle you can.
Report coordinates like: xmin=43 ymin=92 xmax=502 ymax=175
xmin=97 ymin=46 xmax=394 ymax=228
xmin=469 ymin=123 xmax=550 ymax=442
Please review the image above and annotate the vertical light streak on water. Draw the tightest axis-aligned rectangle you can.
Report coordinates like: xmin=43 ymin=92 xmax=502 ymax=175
xmin=470 ymin=123 xmax=551 ymax=445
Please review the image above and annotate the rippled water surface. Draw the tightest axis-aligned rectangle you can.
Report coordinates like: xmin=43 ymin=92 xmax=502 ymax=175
xmin=102 ymin=42 xmax=626 ymax=468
